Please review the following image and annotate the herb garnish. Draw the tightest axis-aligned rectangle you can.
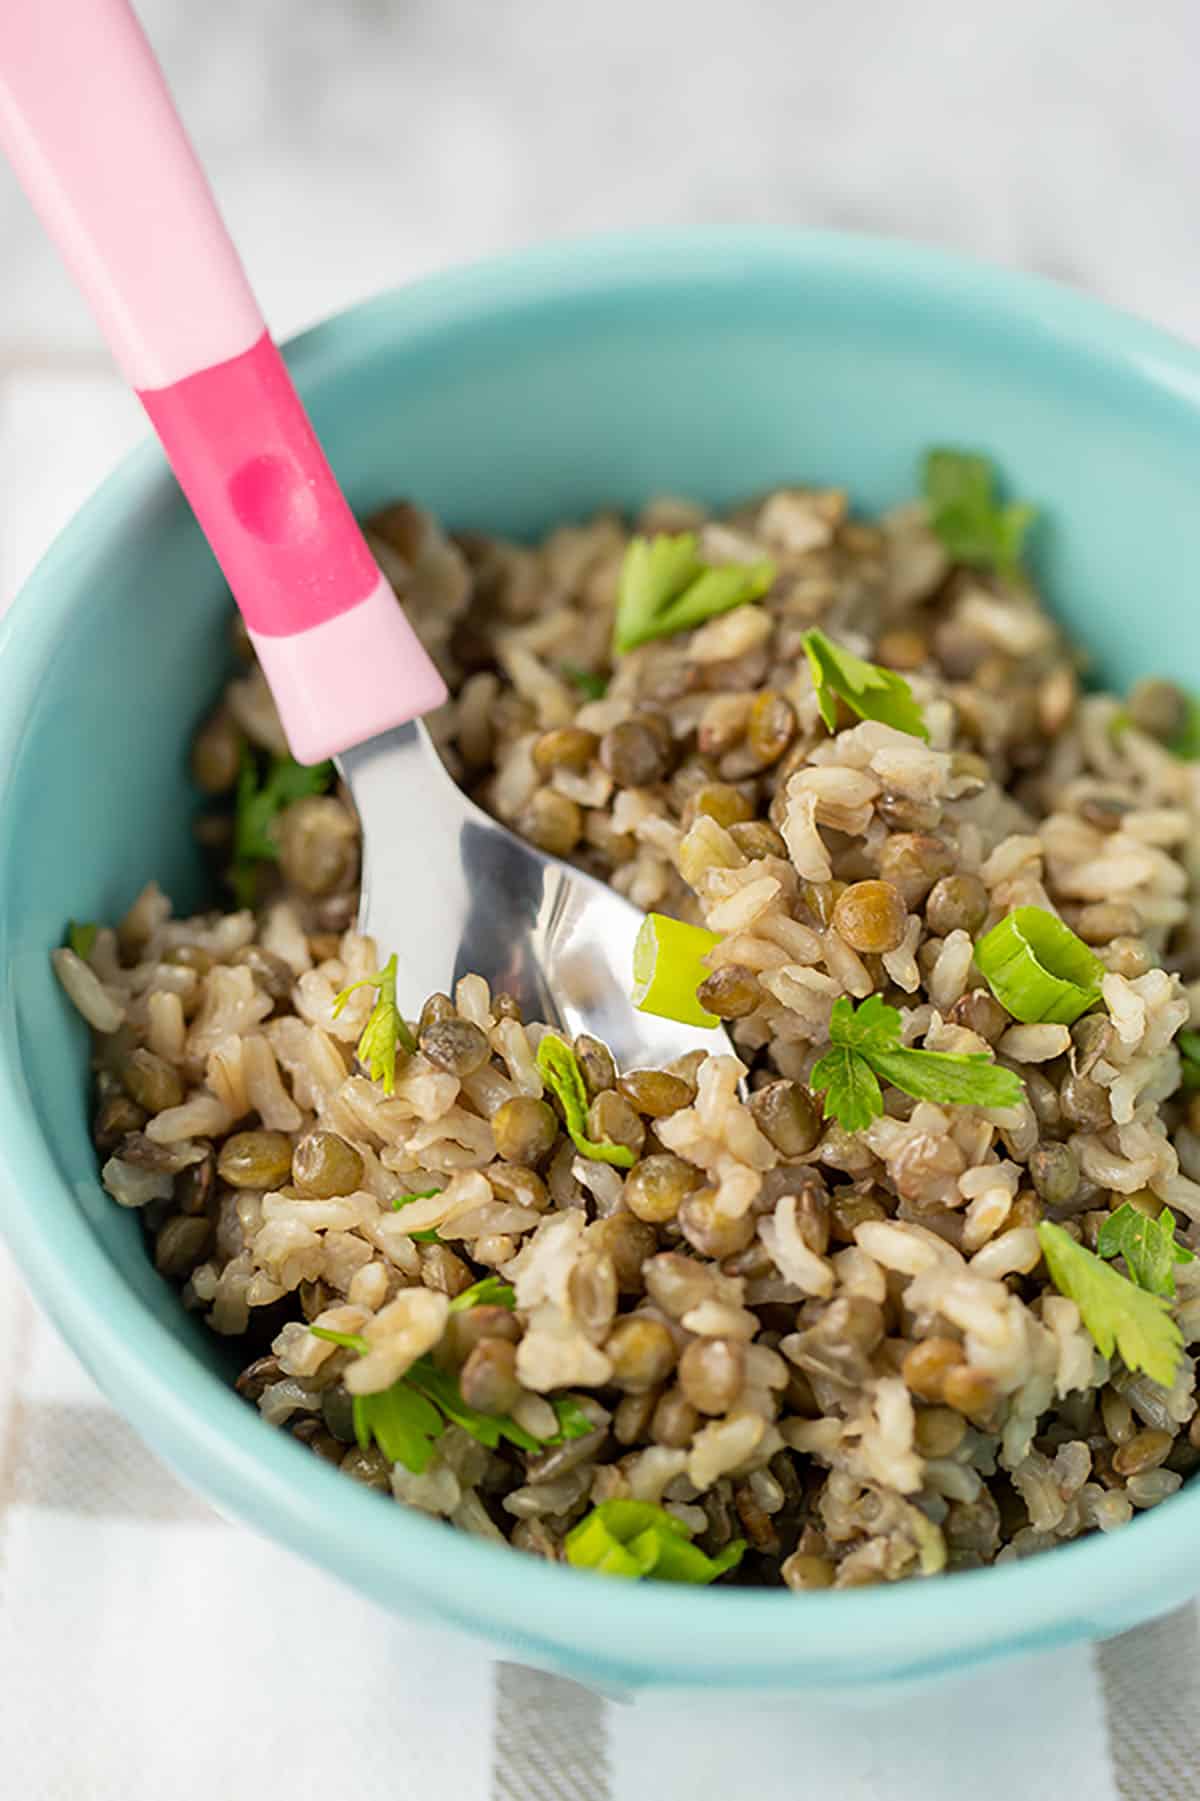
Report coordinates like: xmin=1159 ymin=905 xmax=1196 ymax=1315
xmin=811 ymin=995 xmax=1024 ymax=1133
xmin=613 ymin=534 xmax=775 ymax=653
xmin=566 ymin=1500 xmax=745 ymax=1584
xmin=309 ymin=1326 xmax=592 ymax=1470
xmin=802 ymin=628 xmax=928 ymax=741
xmin=333 ymin=952 xmax=415 ymax=1096
xmin=922 ymin=449 xmax=1036 ymax=581
xmin=1097 ymin=1203 xmax=1195 ymax=1300
xmin=232 ymin=749 xmax=334 ymax=908
xmin=1038 ymin=1221 xmax=1183 ymax=1388
xmin=535 ymin=1036 xmax=636 ymax=1167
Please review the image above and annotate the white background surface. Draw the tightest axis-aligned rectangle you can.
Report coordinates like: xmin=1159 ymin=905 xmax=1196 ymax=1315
xmin=2 ymin=5 xmax=1200 ymax=1796
xmin=2 ymin=0 xmax=1200 ymax=614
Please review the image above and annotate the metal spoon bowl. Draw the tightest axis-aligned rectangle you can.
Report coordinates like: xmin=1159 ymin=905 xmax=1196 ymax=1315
xmin=340 ymin=721 xmax=721 ymax=1069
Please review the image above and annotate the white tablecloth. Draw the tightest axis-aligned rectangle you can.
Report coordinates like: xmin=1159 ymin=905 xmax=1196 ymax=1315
xmin=3 ymin=1238 xmax=1199 ymax=1800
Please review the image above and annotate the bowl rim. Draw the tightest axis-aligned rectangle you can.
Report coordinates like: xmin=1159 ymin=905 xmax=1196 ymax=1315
xmin=5 ymin=224 xmax=1200 ymax=1685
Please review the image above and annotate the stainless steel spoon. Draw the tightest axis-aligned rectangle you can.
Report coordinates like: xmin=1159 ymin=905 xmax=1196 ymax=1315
xmin=341 ymin=723 xmax=716 ymax=1069
xmin=0 ymin=0 xmax=716 ymax=1070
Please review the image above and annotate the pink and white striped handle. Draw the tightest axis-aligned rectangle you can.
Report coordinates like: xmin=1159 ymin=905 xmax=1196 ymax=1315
xmin=0 ymin=0 xmax=446 ymax=763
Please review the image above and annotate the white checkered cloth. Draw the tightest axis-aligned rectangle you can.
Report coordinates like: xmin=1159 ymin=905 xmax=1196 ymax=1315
xmin=2 ymin=1238 xmax=1199 ymax=1801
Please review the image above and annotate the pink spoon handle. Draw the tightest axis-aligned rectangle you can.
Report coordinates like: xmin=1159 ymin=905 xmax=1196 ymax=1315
xmin=0 ymin=0 xmax=446 ymax=763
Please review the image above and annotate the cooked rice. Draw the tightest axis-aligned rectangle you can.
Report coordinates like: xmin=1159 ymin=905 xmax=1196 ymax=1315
xmin=57 ymin=480 xmax=1200 ymax=1590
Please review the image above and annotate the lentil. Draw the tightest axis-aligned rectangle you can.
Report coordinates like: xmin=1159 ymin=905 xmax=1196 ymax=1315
xmin=749 ymin=1080 xmax=821 ymax=1156
xmin=277 ymin=797 xmax=359 ymax=896
xmin=574 ymin=1034 xmax=616 ymax=1097
xmin=1113 ymin=1429 xmax=1174 ymax=1478
xmin=682 ymin=782 xmax=755 ymax=829
xmin=419 ymin=1016 xmax=492 ymax=1077
xmin=460 ymin=1338 xmax=522 ymax=1415
xmin=599 ymin=715 xmax=673 ymax=787
xmin=925 ymin=873 xmax=989 ymax=938
xmin=695 ymin=964 xmax=763 ymax=1020
xmin=292 ymin=1131 xmax=365 ymax=1199
xmin=745 ymin=690 xmax=796 ymax=768
xmin=118 ymin=1048 xmax=184 ymax=1115
xmin=624 ymin=1152 xmax=701 ymax=1224
xmin=516 ymin=787 xmax=583 ymax=856
xmin=606 ymin=1317 xmax=678 ymax=1392
xmin=678 ymin=1187 xmax=756 ymax=1257
xmin=878 ymin=834 xmax=954 ymax=910
xmin=217 ymin=1130 xmax=294 ymax=1191
xmin=492 ymin=1096 xmax=559 ymax=1165
xmin=531 ymin=726 xmax=599 ymax=776
xmin=832 ymin=881 xmax=908 ymax=954
xmin=190 ymin=709 xmax=242 ymax=794
xmin=902 ymin=1337 xmax=964 ymax=1403
xmin=678 ymin=1337 xmax=745 ymax=1415
xmin=617 ymin=1069 xmax=694 ymax=1118
xmin=586 ymin=1090 xmax=645 ymax=1157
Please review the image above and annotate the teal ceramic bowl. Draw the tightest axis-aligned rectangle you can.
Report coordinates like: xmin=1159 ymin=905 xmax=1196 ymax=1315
xmin=4 ymin=228 xmax=1200 ymax=1697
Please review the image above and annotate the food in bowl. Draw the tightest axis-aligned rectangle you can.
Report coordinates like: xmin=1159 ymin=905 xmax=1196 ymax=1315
xmin=53 ymin=451 xmax=1200 ymax=1590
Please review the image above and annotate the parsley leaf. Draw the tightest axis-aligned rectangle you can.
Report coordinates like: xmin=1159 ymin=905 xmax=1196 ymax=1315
xmin=535 ymin=1035 xmax=636 ymax=1167
xmin=67 ymin=920 xmax=98 ymax=960
xmin=448 ymin=1275 xmax=517 ymax=1313
xmin=353 ymin=1381 xmax=444 ymax=1471
xmin=613 ymin=533 xmax=775 ymax=654
xmin=565 ymin=1500 xmax=745 ymax=1584
xmin=403 ymin=1358 xmax=541 ymax=1454
xmin=333 ymin=952 xmax=415 ymax=1096
xmin=802 ymin=628 xmax=928 ymax=741
xmin=393 ymin=1189 xmax=440 ymax=1242
xmin=1097 ymin=1203 xmax=1195 ymax=1299
xmin=562 ymin=664 xmax=609 ymax=701
xmin=1038 ymin=1221 xmax=1184 ymax=1388
xmin=922 ymin=449 xmax=1036 ymax=582
xmin=1178 ymin=1031 xmax=1200 ymax=1092
xmin=547 ymin=1397 xmax=597 ymax=1443
xmin=307 ymin=1329 xmax=574 ymax=1470
xmin=869 ymin=1047 xmax=1027 ymax=1111
xmin=809 ymin=1043 xmax=883 ymax=1134
xmin=232 ymin=749 xmax=335 ymax=908
xmin=810 ymin=995 xmax=1024 ymax=1133
xmin=825 ymin=992 xmax=901 ymax=1055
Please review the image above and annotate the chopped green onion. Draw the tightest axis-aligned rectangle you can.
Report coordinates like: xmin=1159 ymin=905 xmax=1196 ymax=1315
xmin=66 ymin=920 xmax=98 ymax=960
xmin=535 ymin=1035 xmax=636 ymax=1167
xmin=565 ymin=1500 xmax=745 ymax=1584
xmin=802 ymin=628 xmax=929 ymax=741
xmin=975 ymin=907 xmax=1104 ymax=1025
xmin=632 ymin=913 xmax=722 ymax=1030
xmin=447 ymin=1276 xmax=517 ymax=1313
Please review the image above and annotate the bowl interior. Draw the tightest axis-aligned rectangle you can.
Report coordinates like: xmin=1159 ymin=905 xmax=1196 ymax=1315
xmin=5 ymin=230 xmax=1200 ymax=1690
